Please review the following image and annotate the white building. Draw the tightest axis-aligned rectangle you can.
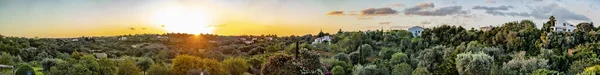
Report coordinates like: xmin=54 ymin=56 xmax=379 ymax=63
xmin=480 ymin=26 xmax=493 ymax=31
xmin=408 ymin=26 xmax=424 ymax=37
xmin=312 ymin=36 xmax=332 ymax=44
xmin=551 ymin=22 xmax=576 ymax=32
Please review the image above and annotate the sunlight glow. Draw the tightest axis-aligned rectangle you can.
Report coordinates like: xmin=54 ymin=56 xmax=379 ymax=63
xmin=153 ymin=5 xmax=214 ymax=34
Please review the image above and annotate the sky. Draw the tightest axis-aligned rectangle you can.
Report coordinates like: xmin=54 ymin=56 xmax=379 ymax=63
xmin=0 ymin=0 xmax=599 ymax=37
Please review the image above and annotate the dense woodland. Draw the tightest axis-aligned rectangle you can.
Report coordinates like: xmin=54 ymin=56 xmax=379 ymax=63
xmin=2 ymin=16 xmax=600 ymax=75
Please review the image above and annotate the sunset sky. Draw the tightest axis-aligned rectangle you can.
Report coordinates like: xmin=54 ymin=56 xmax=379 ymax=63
xmin=1 ymin=0 xmax=599 ymax=37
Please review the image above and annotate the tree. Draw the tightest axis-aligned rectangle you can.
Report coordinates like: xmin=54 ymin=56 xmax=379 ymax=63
xmin=147 ymin=64 xmax=174 ymax=75
xmin=172 ymin=55 xmax=226 ymax=75
xmin=352 ymin=64 xmax=387 ymax=75
xmin=349 ymin=51 xmax=361 ymax=64
xmin=569 ymin=58 xmax=600 ymax=74
xmin=260 ymin=54 xmax=300 ymax=75
xmin=118 ymin=59 xmax=142 ymax=75
xmin=333 ymin=53 xmax=350 ymax=63
xmin=390 ymin=52 xmax=409 ymax=65
xmin=0 ymin=52 xmax=14 ymax=65
xmin=332 ymin=66 xmax=346 ymax=75
xmin=41 ymin=58 xmax=63 ymax=71
xmin=97 ymin=58 xmax=117 ymax=75
xmin=412 ymin=67 xmax=432 ymax=75
xmin=358 ymin=44 xmax=373 ymax=63
xmin=223 ymin=57 xmax=250 ymax=75
xmin=417 ymin=45 xmax=446 ymax=73
xmin=502 ymin=57 xmax=549 ymax=75
xmin=137 ymin=57 xmax=154 ymax=75
xmin=392 ymin=63 xmax=413 ymax=75
xmin=455 ymin=52 xmax=494 ymax=75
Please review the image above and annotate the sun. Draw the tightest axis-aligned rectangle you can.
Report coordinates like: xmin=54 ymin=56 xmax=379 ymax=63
xmin=153 ymin=6 xmax=214 ymax=34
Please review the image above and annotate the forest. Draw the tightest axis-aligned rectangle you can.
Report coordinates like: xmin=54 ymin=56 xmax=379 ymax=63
xmin=1 ymin=16 xmax=600 ymax=75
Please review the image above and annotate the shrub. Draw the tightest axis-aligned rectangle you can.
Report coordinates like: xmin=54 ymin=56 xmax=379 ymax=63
xmin=223 ymin=57 xmax=250 ymax=75
xmin=15 ymin=64 xmax=36 ymax=75
xmin=332 ymin=66 xmax=345 ymax=75
xmin=412 ymin=67 xmax=432 ymax=75
xmin=531 ymin=69 xmax=560 ymax=75
xmin=333 ymin=53 xmax=350 ymax=63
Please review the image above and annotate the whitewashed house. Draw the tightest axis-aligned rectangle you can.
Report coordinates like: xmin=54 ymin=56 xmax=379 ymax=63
xmin=312 ymin=36 xmax=332 ymax=44
xmin=119 ymin=37 xmax=128 ymax=40
xmin=480 ymin=26 xmax=493 ymax=31
xmin=551 ymin=22 xmax=576 ymax=32
xmin=408 ymin=26 xmax=424 ymax=37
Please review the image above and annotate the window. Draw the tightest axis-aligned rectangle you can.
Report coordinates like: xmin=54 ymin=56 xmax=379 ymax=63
xmin=563 ymin=29 xmax=566 ymax=31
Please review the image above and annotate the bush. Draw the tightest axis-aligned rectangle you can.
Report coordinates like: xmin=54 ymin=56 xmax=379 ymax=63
xmin=392 ymin=63 xmax=413 ymax=75
xmin=332 ymin=66 xmax=345 ymax=75
xmin=223 ymin=57 xmax=250 ymax=75
xmin=147 ymin=64 xmax=174 ymax=75
xmin=349 ymin=51 xmax=361 ymax=64
xmin=352 ymin=64 xmax=379 ymax=75
xmin=581 ymin=65 xmax=600 ymax=75
xmin=531 ymin=69 xmax=560 ymax=75
xmin=260 ymin=54 xmax=300 ymax=75
xmin=412 ymin=67 xmax=432 ymax=75
xmin=15 ymin=64 xmax=36 ymax=75
xmin=333 ymin=53 xmax=350 ymax=63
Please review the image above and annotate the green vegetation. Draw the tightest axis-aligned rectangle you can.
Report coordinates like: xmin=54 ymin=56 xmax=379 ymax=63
xmin=1 ymin=16 xmax=600 ymax=74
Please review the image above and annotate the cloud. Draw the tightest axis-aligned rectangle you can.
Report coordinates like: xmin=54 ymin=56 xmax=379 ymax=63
xmin=488 ymin=0 xmax=496 ymax=4
xmin=326 ymin=11 xmax=345 ymax=15
xmin=390 ymin=26 xmax=411 ymax=29
xmin=404 ymin=3 xmax=468 ymax=16
xmin=473 ymin=5 xmax=513 ymax=11
xmin=129 ymin=27 xmax=135 ymax=30
xmin=473 ymin=4 xmax=590 ymax=23
xmin=379 ymin=21 xmax=391 ymax=25
xmin=472 ymin=5 xmax=530 ymax=17
xmin=360 ymin=7 xmax=398 ymax=16
xmin=357 ymin=17 xmax=373 ymax=20
xmin=420 ymin=21 xmax=431 ymax=24
xmin=529 ymin=4 xmax=590 ymax=22
xmin=389 ymin=4 xmax=404 ymax=7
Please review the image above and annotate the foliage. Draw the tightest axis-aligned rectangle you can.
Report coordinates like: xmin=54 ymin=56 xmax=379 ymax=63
xmin=136 ymin=57 xmax=154 ymax=73
xmin=392 ymin=63 xmax=413 ymax=75
xmin=260 ymin=54 xmax=300 ymax=75
xmin=147 ymin=64 xmax=174 ymax=75
xmin=531 ymin=69 xmax=560 ymax=75
xmin=172 ymin=55 xmax=225 ymax=75
xmin=118 ymin=59 xmax=142 ymax=75
xmin=15 ymin=64 xmax=36 ymax=75
xmin=0 ymin=52 xmax=14 ymax=65
xmin=412 ymin=67 xmax=432 ymax=75
xmin=332 ymin=66 xmax=346 ymax=75
xmin=455 ymin=52 xmax=494 ymax=75
xmin=223 ymin=57 xmax=250 ymax=75
xmin=502 ymin=57 xmax=549 ymax=75
xmin=581 ymin=65 xmax=600 ymax=75
xmin=352 ymin=64 xmax=387 ymax=75
xmin=390 ymin=52 xmax=409 ymax=65
xmin=333 ymin=53 xmax=351 ymax=63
